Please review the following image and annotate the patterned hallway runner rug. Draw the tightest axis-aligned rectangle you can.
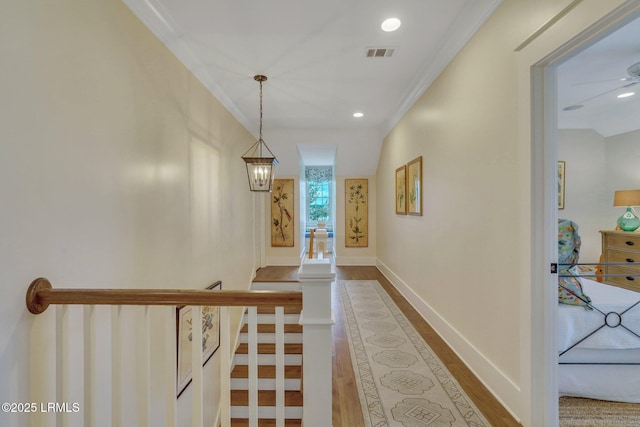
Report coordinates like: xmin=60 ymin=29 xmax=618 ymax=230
xmin=338 ymin=280 xmax=490 ymax=427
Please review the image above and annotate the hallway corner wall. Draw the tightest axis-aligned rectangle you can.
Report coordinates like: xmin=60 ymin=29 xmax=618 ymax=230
xmin=0 ymin=1 xmax=258 ymax=426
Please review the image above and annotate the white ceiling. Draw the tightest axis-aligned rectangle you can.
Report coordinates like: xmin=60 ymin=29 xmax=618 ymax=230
xmin=122 ymin=1 xmax=640 ymax=169
xmin=557 ymin=16 xmax=640 ymax=137
xmin=123 ymin=0 xmax=501 ymax=173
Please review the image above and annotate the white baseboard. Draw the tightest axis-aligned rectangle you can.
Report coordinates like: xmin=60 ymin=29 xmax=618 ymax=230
xmin=335 ymin=256 xmax=377 ymax=266
xmin=375 ymin=258 xmax=522 ymax=423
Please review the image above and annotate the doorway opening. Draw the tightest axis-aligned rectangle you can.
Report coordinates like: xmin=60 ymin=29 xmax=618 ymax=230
xmin=532 ymin=5 xmax=640 ymax=426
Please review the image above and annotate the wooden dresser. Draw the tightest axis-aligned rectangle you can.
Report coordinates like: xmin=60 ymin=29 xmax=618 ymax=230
xmin=600 ymin=230 xmax=640 ymax=292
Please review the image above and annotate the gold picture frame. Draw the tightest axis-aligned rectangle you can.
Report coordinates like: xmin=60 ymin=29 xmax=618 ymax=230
xmin=558 ymin=161 xmax=565 ymax=210
xmin=345 ymin=179 xmax=368 ymax=247
xmin=271 ymin=179 xmax=295 ymax=247
xmin=177 ymin=281 xmax=221 ymax=397
xmin=395 ymin=165 xmax=407 ymax=215
xmin=407 ymin=156 xmax=423 ymax=216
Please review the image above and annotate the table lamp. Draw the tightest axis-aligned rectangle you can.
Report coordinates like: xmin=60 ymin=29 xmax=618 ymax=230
xmin=613 ymin=189 xmax=640 ymax=231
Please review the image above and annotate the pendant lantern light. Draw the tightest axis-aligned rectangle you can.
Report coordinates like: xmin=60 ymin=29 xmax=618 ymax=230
xmin=241 ymin=75 xmax=278 ymax=192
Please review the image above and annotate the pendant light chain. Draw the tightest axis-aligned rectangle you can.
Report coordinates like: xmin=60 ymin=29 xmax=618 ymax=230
xmin=259 ymin=78 xmax=263 ymax=156
xmin=259 ymin=78 xmax=263 ymax=139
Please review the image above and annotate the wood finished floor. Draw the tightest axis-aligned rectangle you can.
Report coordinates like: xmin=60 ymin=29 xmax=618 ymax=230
xmin=254 ymin=265 xmax=521 ymax=427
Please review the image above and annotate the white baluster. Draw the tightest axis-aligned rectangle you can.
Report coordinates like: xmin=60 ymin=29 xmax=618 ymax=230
xmin=191 ymin=306 xmax=204 ymax=427
xmin=248 ymin=306 xmax=258 ymax=427
xmin=137 ymin=306 xmax=151 ymax=427
xmin=83 ymin=305 xmax=96 ymax=427
xmin=111 ymin=306 xmax=122 ymax=427
xmin=275 ymin=306 xmax=285 ymax=427
xmin=56 ymin=305 xmax=70 ymax=427
xmin=219 ymin=307 xmax=231 ymax=427
xmin=164 ymin=306 xmax=177 ymax=427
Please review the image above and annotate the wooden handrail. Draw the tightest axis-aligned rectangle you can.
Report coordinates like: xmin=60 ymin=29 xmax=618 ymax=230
xmin=26 ymin=277 xmax=302 ymax=314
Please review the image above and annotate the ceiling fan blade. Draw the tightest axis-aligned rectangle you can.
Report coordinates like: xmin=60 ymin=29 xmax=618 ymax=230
xmin=564 ymin=81 xmax=639 ymax=109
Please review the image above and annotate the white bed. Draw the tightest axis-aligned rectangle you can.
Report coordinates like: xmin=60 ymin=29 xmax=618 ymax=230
xmin=558 ymin=277 xmax=640 ymax=403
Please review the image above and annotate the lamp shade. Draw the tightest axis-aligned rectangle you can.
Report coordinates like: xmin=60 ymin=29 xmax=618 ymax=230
xmin=613 ymin=190 xmax=640 ymax=207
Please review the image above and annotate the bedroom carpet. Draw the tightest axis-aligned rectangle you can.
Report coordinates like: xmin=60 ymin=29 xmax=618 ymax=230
xmin=338 ymin=280 xmax=490 ymax=427
xmin=559 ymin=397 xmax=640 ymax=426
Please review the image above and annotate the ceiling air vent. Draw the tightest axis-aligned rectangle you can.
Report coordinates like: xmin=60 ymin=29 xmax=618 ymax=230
xmin=365 ymin=47 xmax=395 ymax=58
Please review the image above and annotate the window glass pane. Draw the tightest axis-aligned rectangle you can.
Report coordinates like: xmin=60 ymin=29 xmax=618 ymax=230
xmin=306 ymin=167 xmax=332 ymax=228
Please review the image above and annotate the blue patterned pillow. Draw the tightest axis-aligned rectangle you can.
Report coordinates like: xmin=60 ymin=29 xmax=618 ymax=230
xmin=558 ymin=219 xmax=591 ymax=307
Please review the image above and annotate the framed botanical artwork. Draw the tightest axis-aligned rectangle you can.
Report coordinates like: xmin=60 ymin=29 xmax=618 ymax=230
xmin=345 ymin=179 xmax=368 ymax=247
xmin=177 ymin=281 xmax=221 ymax=397
xmin=271 ymin=179 xmax=295 ymax=247
xmin=558 ymin=161 xmax=565 ymax=210
xmin=395 ymin=165 xmax=407 ymax=215
xmin=407 ymin=156 xmax=423 ymax=216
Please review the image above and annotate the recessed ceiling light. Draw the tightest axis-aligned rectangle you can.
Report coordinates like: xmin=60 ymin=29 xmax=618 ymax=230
xmin=381 ymin=18 xmax=401 ymax=32
xmin=353 ymin=112 xmax=364 ymax=118
xmin=617 ymin=92 xmax=635 ymax=99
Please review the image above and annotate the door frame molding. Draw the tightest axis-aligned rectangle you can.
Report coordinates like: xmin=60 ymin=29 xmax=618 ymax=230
xmin=528 ymin=2 xmax=640 ymax=425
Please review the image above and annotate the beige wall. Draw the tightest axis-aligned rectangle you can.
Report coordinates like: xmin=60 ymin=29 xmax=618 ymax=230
xmin=0 ymin=1 xmax=257 ymax=426
xmin=558 ymin=129 xmax=608 ymax=262
xmin=376 ymin=0 xmax=631 ymax=424
xmin=376 ymin=0 xmax=524 ymax=408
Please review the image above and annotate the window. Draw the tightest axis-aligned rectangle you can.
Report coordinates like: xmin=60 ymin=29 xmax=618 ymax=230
xmin=305 ymin=166 xmax=333 ymax=230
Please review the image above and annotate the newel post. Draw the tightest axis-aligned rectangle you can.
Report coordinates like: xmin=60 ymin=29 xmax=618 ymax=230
xmin=298 ymin=258 xmax=335 ymax=427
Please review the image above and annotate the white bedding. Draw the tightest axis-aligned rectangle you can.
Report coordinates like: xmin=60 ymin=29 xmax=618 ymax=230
xmin=559 ymin=365 xmax=640 ymax=403
xmin=558 ymin=278 xmax=640 ymax=402
xmin=558 ymin=277 xmax=640 ymax=352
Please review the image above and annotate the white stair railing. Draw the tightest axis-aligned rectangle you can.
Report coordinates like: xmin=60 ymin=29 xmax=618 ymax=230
xmin=26 ymin=278 xmax=303 ymax=427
